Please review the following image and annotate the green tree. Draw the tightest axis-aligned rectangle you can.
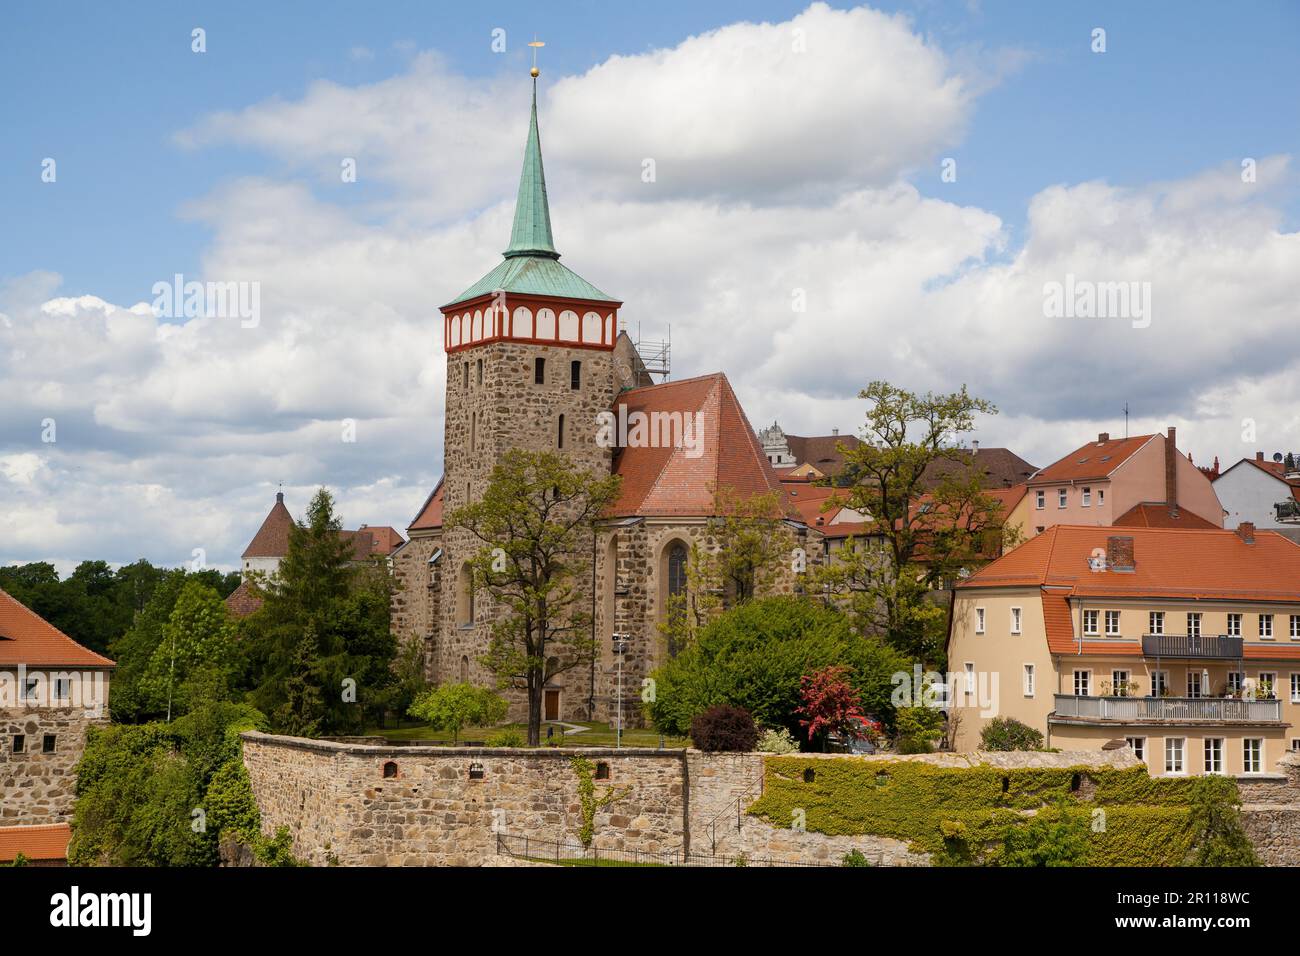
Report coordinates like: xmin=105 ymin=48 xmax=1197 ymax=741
xmin=449 ymin=450 xmax=621 ymax=746
xmin=813 ymin=381 xmax=1003 ymax=667
xmin=659 ymin=486 xmax=795 ymax=656
xmin=646 ymin=596 xmax=910 ymax=740
xmin=408 ymin=683 xmax=508 ymax=744
xmin=105 ymin=570 xmax=190 ymax=722
xmin=244 ymin=488 xmax=396 ymax=736
xmin=139 ymin=580 xmax=239 ymax=720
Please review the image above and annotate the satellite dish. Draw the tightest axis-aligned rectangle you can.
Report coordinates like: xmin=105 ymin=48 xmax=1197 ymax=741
xmin=1274 ymin=452 xmax=1284 ymax=462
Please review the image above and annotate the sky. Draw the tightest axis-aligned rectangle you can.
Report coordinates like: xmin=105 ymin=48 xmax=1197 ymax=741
xmin=1 ymin=1 xmax=1299 ymax=573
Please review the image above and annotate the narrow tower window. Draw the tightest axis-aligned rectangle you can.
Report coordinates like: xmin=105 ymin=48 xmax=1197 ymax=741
xmin=534 ymin=357 xmax=545 ymax=385
xmin=557 ymin=414 xmax=565 ymax=449
xmin=570 ymin=360 xmax=581 ymax=390
xmin=476 ymin=358 xmax=484 ymax=386
xmin=462 ymin=362 xmax=469 ymax=388
xmin=471 ymin=411 xmax=477 ymax=449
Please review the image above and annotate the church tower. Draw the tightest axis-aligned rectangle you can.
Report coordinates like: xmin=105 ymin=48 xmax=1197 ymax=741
xmin=435 ymin=70 xmax=622 ymax=708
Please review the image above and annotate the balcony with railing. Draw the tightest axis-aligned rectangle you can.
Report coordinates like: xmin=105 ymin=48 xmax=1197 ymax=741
xmin=1139 ymin=634 xmax=1244 ymax=659
xmin=1052 ymin=693 xmax=1281 ymax=724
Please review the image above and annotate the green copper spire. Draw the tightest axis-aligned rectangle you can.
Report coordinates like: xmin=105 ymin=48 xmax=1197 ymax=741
xmin=503 ymin=79 xmax=559 ymax=259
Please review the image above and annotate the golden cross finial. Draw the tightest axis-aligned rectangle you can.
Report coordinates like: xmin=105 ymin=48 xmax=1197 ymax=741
xmin=528 ymin=36 xmax=545 ymax=77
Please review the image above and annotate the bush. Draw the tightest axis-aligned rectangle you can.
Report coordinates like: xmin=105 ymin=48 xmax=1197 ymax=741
xmin=1000 ymin=801 xmax=1091 ymax=867
xmin=646 ymin=596 xmax=910 ymax=738
xmin=485 ymin=728 xmax=526 ymax=748
xmin=896 ymin=736 xmax=934 ymax=754
xmin=979 ymin=717 xmax=1044 ymax=752
xmin=842 ymin=849 xmax=871 ymax=867
xmin=894 ymin=706 xmax=944 ymax=752
xmin=408 ymin=683 xmax=508 ymax=744
xmin=756 ymin=727 xmax=799 ymax=754
xmin=690 ymin=705 xmax=759 ymax=752
xmin=1187 ymin=775 xmax=1259 ymax=866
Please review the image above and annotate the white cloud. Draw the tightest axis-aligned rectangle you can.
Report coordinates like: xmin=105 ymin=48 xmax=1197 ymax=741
xmin=3 ymin=3 xmax=1298 ymax=570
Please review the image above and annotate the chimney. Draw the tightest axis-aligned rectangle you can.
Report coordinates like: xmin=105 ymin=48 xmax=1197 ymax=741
xmin=1098 ymin=432 xmax=1110 ymax=442
xmin=1165 ymin=427 xmax=1178 ymax=516
xmin=972 ymin=440 xmax=980 ymax=454
xmin=831 ymin=427 xmax=839 ymax=436
xmin=1257 ymin=451 xmax=1265 ymax=461
xmin=1106 ymin=535 xmax=1135 ymax=571
xmin=1236 ymin=522 xmax=1256 ymax=544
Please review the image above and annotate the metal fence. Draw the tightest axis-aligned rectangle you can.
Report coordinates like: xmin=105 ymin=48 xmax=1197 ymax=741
xmin=494 ymin=833 xmax=839 ymax=868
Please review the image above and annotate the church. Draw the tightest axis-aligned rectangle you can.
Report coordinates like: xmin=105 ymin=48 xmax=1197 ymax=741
xmin=389 ymin=70 xmax=833 ymax=726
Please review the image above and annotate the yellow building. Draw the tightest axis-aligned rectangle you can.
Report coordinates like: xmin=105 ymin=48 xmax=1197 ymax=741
xmin=948 ymin=523 xmax=1300 ymax=776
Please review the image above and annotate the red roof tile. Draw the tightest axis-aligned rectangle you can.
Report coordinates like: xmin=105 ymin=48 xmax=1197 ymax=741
xmin=0 ymin=824 xmax=70 ymax=863
xmin=0 ymin=589 xmax=114 ymax=668
xmin=961 ymin=525 xmax=1300 ymax=603
xmin=1030 ymin=435 xmax=1155 ymax=484
xmin=408 ymin=480 xmax=445 ymax=532
xmin=610 ymin=373 xmax=798 ymax=519
xmin=1113 ymin=502 xmax=1219 ymax=530
xmin=241 ymin=495 xmax=294 ymax=558
xmin=340 ymin=527 xmax=404 ymax=560
xmin=223 ymin=580 xmax=264 ymax=619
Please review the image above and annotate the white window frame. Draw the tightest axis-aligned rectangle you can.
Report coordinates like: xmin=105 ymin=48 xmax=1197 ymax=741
xmin=1260 ymin=614 xmax=1274 ymax=640
xmin=1227 ymin=671 xmax=1244 ymax=694
xmin=1149 ymin=611 xmax=1165 ymax=635
xmin=1291 ymin=673 xmax=1300 ymax=704
xmin=1023 ymin=663 xmax=1035 ymax=698
xmin=1186 ymin=670 xmax=1203 ymax=699
xmin=1073 ymin=669 xmax=1091 ymax=697
xmin=1035 ymin=490 xmax=1045 ymax=510
xmin=1188 ymin=613 xmax=1201 ymax=638
xmin=1291 ymin=739 xmax=1300 ymax=753
xmin=1125 ymin=736 xmax=1146 ymax=761
xmin=1111 ymin=669 xmax=1131 ymax=697
xmin=1104 ymin=610 xmax=1121 ymax=636
xmin=975 ymin=607 xmax=985 ymax=634
xmin=1083 ymin=609 xmax=1099 ymax=636
xmin=1097 ymin=488 xmax=1105 ymax=506
xmin=1151 ymin=670 xmax=1169 ymax=698
xmin=1243 ymin=738 xmax=1263 ymax=775
xmin=1010 ymin=606 xmax=1022 ymax=635
xmin=1165 ymin=737 xmax=1186 ymax=775
xmin=1291 ymin=614 xmax=1300 ymax=640
xmin=1204 ymin=738 xmax=1224 ymax=775
xmin=1259 ymin=672 xmax=1278 ymax=699
xmin=1227 ymin=613 xmax=1242 ymax=637
xmin=53 ymin=677 xmax=71 ymax=703
xmin=1057 ymin=488 xmax=1068 ymax=509
xmin=963 ymin=662 xmax=976 ymax=702
xmin=1081 ymin=487 xmax=1091 ymax=507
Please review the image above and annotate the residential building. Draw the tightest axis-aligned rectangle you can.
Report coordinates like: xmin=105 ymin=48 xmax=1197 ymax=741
xmin=1213 ymin=452 xmax=1300 ymax=544
xmin=758 ymin=421 xmax=862 ymax=479
xmin=948 ymin=523 xmax=1300 ymax=775
xmin=0 ymin=588 xmax=114 ymax=864
xmin=1011 ymin=427 xmax=1223 ymax=539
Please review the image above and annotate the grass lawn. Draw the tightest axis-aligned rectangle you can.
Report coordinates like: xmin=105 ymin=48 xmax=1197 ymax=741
xmin=367 ymin=719 xmax=690 ymax=749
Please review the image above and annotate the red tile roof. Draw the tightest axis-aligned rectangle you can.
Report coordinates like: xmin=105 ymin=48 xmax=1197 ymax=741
xmin=223 ymin=580 xmax=264 ymax=619
xmin=921 ymin=447 xmax=1038 ymax=490
xmin=241 ymin=495 xmax=294 ymax=558
xmin=341 ymin=526 xmax=404 ymax=560
xmin=0 ymin=824 xmax=71 ymax=863
xmin=408 ymin=480 xmax=445 ymax=532
xmin=1113 ymin=502 xmax=1219 ymax=530
xmin=0 ymin=589 xmax=114 ymax=668
xmin=1029 ymin=434 xmax=1155 ymax=484
xmin=781 ymin=434 xmax=862 ymax=476
xmin=960 ymin=524 xmax=1300 ymax=603
xmin=610 ymin=373 xmax=798 ymax=519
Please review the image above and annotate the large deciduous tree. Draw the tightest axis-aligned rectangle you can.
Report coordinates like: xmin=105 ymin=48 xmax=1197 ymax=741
xmin=449 ymin=450 xmax=621 ymax=747
xmin=813 ymin=381 xmax=1008 ymax=667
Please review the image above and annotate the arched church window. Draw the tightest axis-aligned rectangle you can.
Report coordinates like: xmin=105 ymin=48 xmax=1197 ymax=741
xmin=460 ymin=655 xmax=469 ymax=682
xmin=458 ymin=564 xmax=474 ymax=626
xmin=664 ymin=542 xmax=688 ymax=657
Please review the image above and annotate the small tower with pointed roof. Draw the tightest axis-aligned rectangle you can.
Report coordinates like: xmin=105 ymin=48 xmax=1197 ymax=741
xmin=436 ymin=68 xmax=622 ymax=694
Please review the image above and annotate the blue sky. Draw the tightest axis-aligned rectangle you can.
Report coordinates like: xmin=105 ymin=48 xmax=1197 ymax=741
xmin=5 ymin=1 xmax=1296 ymax=306
xmin=1 ymin=2 xmax=1298 ymax=570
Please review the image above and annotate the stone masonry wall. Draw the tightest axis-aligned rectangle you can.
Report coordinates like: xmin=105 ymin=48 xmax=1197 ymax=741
xmin=389 ymin=530 xmax=443 ymax=682
xmin=1 ymin=708 xmax=106 ymax=826
xmin=243 ymin=735 xmax=1300 ymax=867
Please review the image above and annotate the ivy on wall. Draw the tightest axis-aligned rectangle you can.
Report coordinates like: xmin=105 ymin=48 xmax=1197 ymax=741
xmin=747 ymin=758 xmax=1231 ymax=866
